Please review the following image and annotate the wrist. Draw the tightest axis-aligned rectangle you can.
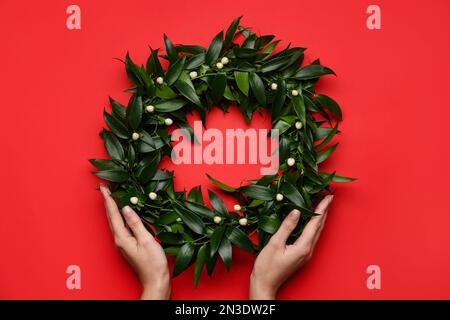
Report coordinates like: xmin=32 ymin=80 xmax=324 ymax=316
xmin=141 ymin=276 xmax=171 ymax=300
xmin=249 ymin=272 xmax=277 ymax=300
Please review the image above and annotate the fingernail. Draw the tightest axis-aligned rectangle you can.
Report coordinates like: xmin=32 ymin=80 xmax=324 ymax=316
xmin=291 ymin=210 xmax=301 ymax=219
xmin=99 ymin=184 xmax=111 ymax=195
xmin=122 ymin=206 xmax=133 ymax=216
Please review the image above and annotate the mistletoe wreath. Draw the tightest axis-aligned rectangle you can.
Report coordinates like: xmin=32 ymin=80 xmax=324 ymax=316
xmin=90 ymin=17 xmax=353 ymax=286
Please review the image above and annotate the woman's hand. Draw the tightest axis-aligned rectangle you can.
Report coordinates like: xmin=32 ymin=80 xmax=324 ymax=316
xmin=100 ymin=184 xmax=171 ymax=300
xmin=249 ymin=195 xmax=334 ymax=300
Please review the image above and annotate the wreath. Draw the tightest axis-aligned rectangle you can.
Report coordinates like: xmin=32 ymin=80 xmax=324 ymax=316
xmin=90 ymin=17 xmax=353 ymax=286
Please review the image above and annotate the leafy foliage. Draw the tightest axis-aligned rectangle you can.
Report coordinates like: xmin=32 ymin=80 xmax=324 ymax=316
xmin=90 ymin=17 xmax=353 ymax=286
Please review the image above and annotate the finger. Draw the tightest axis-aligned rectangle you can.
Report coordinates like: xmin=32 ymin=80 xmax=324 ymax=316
xmin=269 ymin=209 xmax=301 ymax=246
xmin=122 ymin=206 xmax=154 ymax=245
xmin=311 ymin=197 xmax=333 ymax=248
xmin=294 ymin=195 xmax=333 ymax=249
xmin=100 ymin=184 xmax=131 ymax=239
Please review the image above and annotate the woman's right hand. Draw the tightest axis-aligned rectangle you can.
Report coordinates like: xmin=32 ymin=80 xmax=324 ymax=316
xmin=249 ymin=195 xmax=334 ymax=299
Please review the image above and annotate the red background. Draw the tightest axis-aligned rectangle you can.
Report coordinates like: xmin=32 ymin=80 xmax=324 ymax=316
xmin=1 ymin=0 xmax=450 ymax=299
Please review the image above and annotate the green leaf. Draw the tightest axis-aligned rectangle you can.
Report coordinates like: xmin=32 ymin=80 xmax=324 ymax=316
xmin=272 ymin=79 xmax=286 ymax=120
xmin=281 ymin=181 xmax=306 ymax=208
xmin=178 ymin=122 xmax=200 ymax=144
xmin=262 ymin=40 xmax=280 ymax=57
xmin=239 ymin=185 xmax=274 ymax=200
xmin=278 ymin=136 xmax=290 ymax=164
xmin=101 ymin=130 xmax=124 ymax=159
xmin=228 ymin=227 xmax=254 ymax=253
xmin=136 ymin=154 xmax=159 ymax=184
xmin=223 ymin=85 xmax=237 ymax=101
xmin=163 ymin=34 xmax=179 ymax=63
xmin=175 ymin=45 xmax=205 ymax=54
xmin=188 ymin=186 xmax=204 ymax=204
xmin=210 ymin=225 xmax=225 ymax=257
xmin=126 ymin=95 xmax=143 ymax=130
xmin=206 ymin=174 xmax=237 ymax=192
xmin=258 ymin=215 xmax=281 ymax=234
xmin=234 ymin=47 xmax=259 ymax=59
xmin=218 ymin=238 xmax=232 ymax=271
xmin=293 ymin=65 xmax=336 ymax=80
xmin=164 ymin=246 xmax=180 ymax=256
xmin=172 ymin=202 xmax=205 ymax=235
xmin=291 ymin=95 xmax=306 ymax=124
xmin=210 ymin=72 xmax=227 ymax=102
xmin=255 ymin=35 xmax=275 ymax=49
xmin=125 ymin=52 xmax=142 ymax=86
xmin=156 ymin=85 xmax=177 ymax=99
xmin=194 ymin=244 xmax=207 ymax=287
xmin=103 ymin=110 xmax=129 ymax=139
xmin=315 ymin=94 xmax=342 ymax=120
xmin=255 ymin=174 xmax=278 ymax=186
xmin=109 ymin=97 xmax=126 ymax=120
xmin=128 ymin=143 xmax=135 ymax=168
xmin=272 ymin=119 xmax=291 ymax=135
xmin=154 ymin=99 xmax=187 ymax=112
xmin=146 ymin=47 xmax=164 ymax=76
xmin=185 ymin=202 xmax=215 ymax=219
xmin=248 ymin=199 xmax=265 ymax=207
xmin=320 ymin=172 xmax=356 ymax=182
xmin=315 ymin=123 xmax=338 ymax=150
xmin=165 ymin=56 xmax=186 ymax=86
xmin=316 ymin=143 xmax=339 ymax=164
xmin=208 ymin=190 xmax=228 ymax=215
xmin=249 ymin=72 xmax=266 ymax=106
xmin=205 ymin=244 xmax=218 ymax=276
xmin=88 ymin=159 xmax=120 ymax=170
xmin=93 ymin=169 xmax=129 ymax=182
xmin=158 ymin=232 xmax=185 ymax=245
xmin=175 ymin=79 xmax=203 ymax=108
xmin=234 ymin=71 xmax=249 ymax=96
xmin=224 ymin=16 xmax=242 ymax=49
xmin=205 ymin=31 xmax=224 ymax=65
xmin=139 ymin=66 xmax=155 ymax=96
xmin=315 ymin=127 xmax=334 ymax=140
xmin=157 ymin=212 xmax=179 ymax=225
xmin=186 ymin=53 xmax=206 ymax=70
xmin=259 ymin=56 xmax=289 ymax=73
xmin=173 ymin=242 xmax=195 ymax=277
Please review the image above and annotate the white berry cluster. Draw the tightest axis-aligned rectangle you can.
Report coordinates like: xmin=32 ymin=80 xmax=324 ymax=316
xmin=216 ymin=56 xmax=230 ymax=69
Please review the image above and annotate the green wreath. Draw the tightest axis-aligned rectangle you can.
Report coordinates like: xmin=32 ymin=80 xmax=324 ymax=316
xmin=90 ymin=17 xmax=353 ymax=286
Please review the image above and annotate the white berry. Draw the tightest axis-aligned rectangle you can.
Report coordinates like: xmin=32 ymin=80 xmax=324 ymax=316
xmin=239 ymin=218 xmax=248 ymax=226
xmin=164 ymin=118 xmax=173 ymax=126
xmin=156 ymin=76 xmax=164 ymax=84
xmin=295 ymin=121 xmax=303 ymax=129
xmin=131 ymin=132 xmax=140 ymax=140
xmin=287 ymin=158 xmax=296 ymax=167
xmin=146 ymin=105 xmax=155 ymax=113
xmin=189 ymin=71 xmax=198 ymax=79
xmin=216 ymin=62 xmax=224 ymax=69
xmin=148 ymin=192 xmax=157 ymax=200
xmin=233 ymin=204 xmax=242 ymax=212
xmin=270 ymin=83 xmax=278 ymax=90
xmin=213 ymin=216 xmax=222 ymax=224
xmin=276 ymin=193 xmax=284 ymax=201
xmin=176 ymin=217 xmax=182 ymax=222
xmin=221 ymin=57 xmax=229 ymax=65
xmin=291 ymin=89 xmax=299 ymax=96
xmin=130 ymin=197 xmax=139 ymax=205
